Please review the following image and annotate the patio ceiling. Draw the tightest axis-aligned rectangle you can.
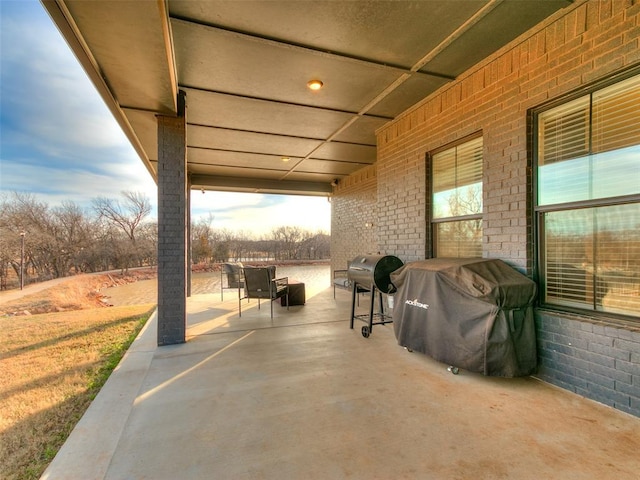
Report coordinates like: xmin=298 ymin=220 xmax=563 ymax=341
xmin=43 ymin=0 xmax=572 ymax=196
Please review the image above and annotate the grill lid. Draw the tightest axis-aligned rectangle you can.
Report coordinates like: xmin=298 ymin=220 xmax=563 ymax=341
xmin=347 ymin=255 xmax=404 ymax=294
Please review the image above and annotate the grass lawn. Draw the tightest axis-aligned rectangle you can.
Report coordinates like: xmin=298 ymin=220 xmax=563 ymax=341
xmin=0 ymin=304 xmax=155 ymax=480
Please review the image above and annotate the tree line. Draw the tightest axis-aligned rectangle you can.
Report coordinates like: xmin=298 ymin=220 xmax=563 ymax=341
xmin=0 ymin=191 xmax=329 ymax=289
xmin=191 ymin=215 xmax=329 ymax=265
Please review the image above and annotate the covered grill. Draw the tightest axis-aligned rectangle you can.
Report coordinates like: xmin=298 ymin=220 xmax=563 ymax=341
xmin=347 ymin=255 xmax=404 ymax=337
xmin=390 ymin=258 xmax=537 ymax=377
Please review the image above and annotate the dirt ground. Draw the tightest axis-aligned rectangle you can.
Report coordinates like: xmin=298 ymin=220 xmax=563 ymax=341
xmin=0 ymin=269 xmax=157 ymax=317
xmin=0 ymin=263 xmax=330 ymax=316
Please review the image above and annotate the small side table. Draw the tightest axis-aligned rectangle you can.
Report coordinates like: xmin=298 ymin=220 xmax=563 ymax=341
xmin=282 ymin=280 xmax=305 ymax=306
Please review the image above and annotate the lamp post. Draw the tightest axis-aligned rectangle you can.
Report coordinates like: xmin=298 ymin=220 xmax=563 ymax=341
xmin=19 ymin=231 xmax=25 ymax=290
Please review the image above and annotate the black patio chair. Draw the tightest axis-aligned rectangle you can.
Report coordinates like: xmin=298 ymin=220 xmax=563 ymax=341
xmin=333 ymin=262 xmax=360 ymax=305
xmin=332 ymin=268 xmax=349 ymax=298
xmin=221 ymin=262 xmax=244 ymax=301
xmin=240 ymin=266 xmax=289 ymax=319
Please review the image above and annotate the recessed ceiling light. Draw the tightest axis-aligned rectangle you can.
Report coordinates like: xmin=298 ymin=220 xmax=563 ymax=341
xmin=307 ymin=79 xmax=323 ymax=91
xmin=281 ymin=157 xmax=290 ymax=162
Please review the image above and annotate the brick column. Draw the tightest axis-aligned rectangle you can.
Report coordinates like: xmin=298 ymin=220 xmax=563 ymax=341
xmin=157 ymin=90 xmax=187 ymax=346
xmin=187 ymin=173 xmax=192 ymax=297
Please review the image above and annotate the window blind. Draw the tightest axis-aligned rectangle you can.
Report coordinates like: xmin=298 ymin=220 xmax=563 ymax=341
xmin=431 ymin=136 xmax=483 ymax=259
xmin=537 ymin=73 xmax=640 ymax=318
xmin=435 ymin=220 xmax=482 ymax=258
xmin=432 ymin=137 xmax=483 ymax=219
xmin=592 ymin=74 xmax=640 ymax=154
xmin=544 ymin=204 xmax=640 ymax=316
xmin=432 ymin=137 xmax=483 ymax=192
xmin=537 ymin=75 xmax=640 ymax=206
xmin=538 ymin=96 xmax=589 ymax=166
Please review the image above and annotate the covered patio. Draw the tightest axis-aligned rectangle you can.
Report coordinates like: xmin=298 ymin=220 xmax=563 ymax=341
xmin=42 ymin=286 xmax=640 ymax=479
xmin=39 ymin=1 xmax=640 ymax=473
xmin=41 ymin=0 xmax=574 ymax=346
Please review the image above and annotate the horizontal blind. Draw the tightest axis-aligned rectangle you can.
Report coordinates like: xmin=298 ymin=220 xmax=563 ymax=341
xmin=544 ymin=204 xmax=640 ymax=316
xmin=591 ymin=75 xmax=640 ymax=199
xmin=538 ymin=96 xmax=589 ymax=166
xmin=432 ymin=137 xmax=482 ymax=192
xmin=592 ymin=74 xmax=640 ymax=154
xmin=432 ymin=137 xmax=483 ymax=219
xmin=455 ymin=137 xmax=483 ymax=188
xmin=538 ymin=73 xmax=640 ymax=318
xmin=432 ymin=149 xmax=456 ymax=193
xmin=594 ymin=203 xmax=640 ymax=315
xmin=435 ymin=220 xmax=482 ymax=258
xmin=538 ymin=73 xmax=640 ymax=205
xmin=543 ymin=209 xmax=592 ymax=308
xmin=431 ymin=137 xmax=483 ymax=258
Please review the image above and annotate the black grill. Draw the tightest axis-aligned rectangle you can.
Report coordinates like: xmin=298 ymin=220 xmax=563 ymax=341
xmin=347 ymin=255 xmax=404 ymax=294
xmin=347 ymin=255 xmax=404 ymax=338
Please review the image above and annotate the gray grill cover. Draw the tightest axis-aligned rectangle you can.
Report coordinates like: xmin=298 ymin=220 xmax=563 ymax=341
xmin=390 ymin=258 xmax=537 ymax=377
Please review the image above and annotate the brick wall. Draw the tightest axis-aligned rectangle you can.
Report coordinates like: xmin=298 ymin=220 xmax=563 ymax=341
xmin=536 ymin=312 xmax=640 ymax=417
xmin=376 ymin=132 xmax=428 ymax=262
xmin=331 ymin=0 xmax=640 ymax=417
xmin=330 ymin=165 xmax=378 ymax=273
xmin=376 ymin=0 xmax=640 ymax=274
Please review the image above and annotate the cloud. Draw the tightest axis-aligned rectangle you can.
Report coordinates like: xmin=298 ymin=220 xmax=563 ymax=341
xmin=0 ymin=1 xmax=331 ymax=236
xmin=191 ymin=192 xmax=331 ymax=236
xmin=1 ymin=158 xmax=157 ymax=209
xmin=0 ymin=1 xmax=155 ymax=206
xmin=1 ymin=2 xmax=126 ymax=166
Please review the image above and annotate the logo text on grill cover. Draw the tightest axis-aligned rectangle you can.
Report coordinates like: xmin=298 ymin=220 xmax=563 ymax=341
xmin=405 ymin=298 xmax=429 ymax=310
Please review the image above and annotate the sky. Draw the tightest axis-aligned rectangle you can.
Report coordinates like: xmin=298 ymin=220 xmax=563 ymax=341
xmin=0 ymin=0 xmax=331 ymax=237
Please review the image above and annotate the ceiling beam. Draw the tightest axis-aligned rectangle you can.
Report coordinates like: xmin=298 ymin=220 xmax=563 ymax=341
xmin=191 ymin=175 xmax=333 ymax=195
xmin=180 ymin=85 xmax=394 ymax=120
xmin=410 ymin=0 xmax=502 ymax=73
xmin=170 ymin=16 xmax=454 ymax=81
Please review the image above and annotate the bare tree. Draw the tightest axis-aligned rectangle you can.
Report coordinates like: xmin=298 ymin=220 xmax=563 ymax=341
xmin=210 ymin=228 xmax=235 ymax=262
xmin=0 ymin=192 xmax=54 ymax=281
xmin=1 ymin=189 xmax=333 ymax=290
xmin=447 ymin=185 xmax=482 ymax=217
xmin=92 ymin=191 xmax=152 ymax=272
xmin=299 ymin=231 xmax=330 ymax=259
xmin=270 ymin=226 xmax=303 ymax=260
xmin=51 ymin=201 xmax=94 ymax=274
xmin=191 ymin=214 xmax=215 ymax=264
xmin=92 ymin=191 xmax=151 ymax=242
xmin=229 ymin=230 xmax=251 ymax=261
xmin=137 ymin=221 xmax=158 ymax=267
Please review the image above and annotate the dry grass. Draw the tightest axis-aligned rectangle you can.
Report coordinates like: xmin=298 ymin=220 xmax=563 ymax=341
xmin=0 ymin=270 xmax=157 ymax=316
xmin=0 ymin=304 xmax=155 ymax=480
xmin=0 ymin=275 xmax=110 ymax=316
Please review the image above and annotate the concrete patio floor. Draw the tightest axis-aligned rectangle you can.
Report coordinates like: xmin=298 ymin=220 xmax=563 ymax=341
xmin=42 ymin=286 xmax=640 ymax=479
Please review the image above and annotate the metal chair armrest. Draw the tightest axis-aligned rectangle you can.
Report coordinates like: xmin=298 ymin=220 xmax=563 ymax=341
xmin=333 ymin=269 xmax=348 ymax=278
xmin=273 ymin=276 xmax=288 ymax=286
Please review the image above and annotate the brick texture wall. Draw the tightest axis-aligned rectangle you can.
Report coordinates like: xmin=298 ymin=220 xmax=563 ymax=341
xmin=376 ymin=0 xmax=640 ymax=274
xmin=157 ymin=93 xmax=188 ymax=346
xmin=331 ymin=0 xmax=640 ymax=417
xmin=536 ymin=312 xmax=640 ymax=417
xmin=330 ymin=165 xmax=378 ymax=273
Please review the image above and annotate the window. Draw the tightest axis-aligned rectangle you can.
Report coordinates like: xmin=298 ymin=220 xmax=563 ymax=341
xmin=431 ymin=136 xmax=483 ymax=257
xmin=535 ymin=72 xmax=640 ymax=318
